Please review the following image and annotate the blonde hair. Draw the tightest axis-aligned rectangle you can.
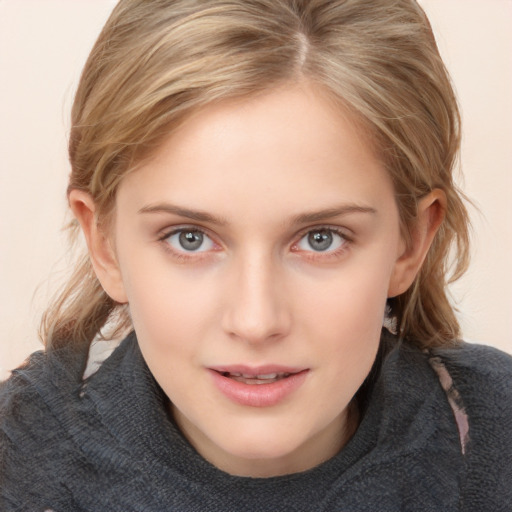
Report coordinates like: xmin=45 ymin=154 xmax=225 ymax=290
xmin=42 ymin=0 xmax=470 ymax=350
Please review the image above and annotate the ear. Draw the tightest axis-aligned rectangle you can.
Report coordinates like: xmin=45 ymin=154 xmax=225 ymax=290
xmin=69 ymin=189 xmax=128 ymax=303
xmin=388 ymin=189 xmax=446 ymax=298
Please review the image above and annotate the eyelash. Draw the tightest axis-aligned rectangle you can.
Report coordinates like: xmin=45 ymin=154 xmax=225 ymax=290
xmin=157 ymin=225 xmax=352 ymax=263
xmin=157 ymin=226 xmax=220 ymax=262
xmin=291 ymin=226 xmax=352 ymax=262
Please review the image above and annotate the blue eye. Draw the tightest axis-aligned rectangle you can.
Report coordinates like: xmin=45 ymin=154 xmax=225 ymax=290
xmin=165 ymin=229 xmax=215 ymax=252
xmin=296 ymin=229 xmax=345 ymax=252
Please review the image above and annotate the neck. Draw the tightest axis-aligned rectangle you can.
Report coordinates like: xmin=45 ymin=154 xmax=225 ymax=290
xmin=171 ymin=399 xmax=360 ymax=478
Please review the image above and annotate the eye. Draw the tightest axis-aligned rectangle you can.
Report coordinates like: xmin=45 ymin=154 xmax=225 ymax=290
xmin=296 ymin=228 xmax=346 ymax=252
xmin=164 ymin=229 xmax=216 ymax=253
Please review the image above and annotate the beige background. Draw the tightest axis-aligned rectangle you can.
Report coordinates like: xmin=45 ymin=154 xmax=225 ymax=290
xmin=1 ymin=0 xmax=511 ymax=379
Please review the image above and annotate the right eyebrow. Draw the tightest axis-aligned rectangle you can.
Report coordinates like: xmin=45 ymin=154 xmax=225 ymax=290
xmin=138 ymin=203 xmax=228 ymax=226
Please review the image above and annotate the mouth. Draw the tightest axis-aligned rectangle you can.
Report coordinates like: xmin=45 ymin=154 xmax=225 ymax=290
xmin=208 ymin=366 xmax=309 ymax=407
xmin=217 ymin=371 xmax=295 ymax=385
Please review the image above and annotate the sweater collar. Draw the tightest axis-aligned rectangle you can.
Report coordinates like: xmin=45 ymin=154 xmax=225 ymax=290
xmin=85 ymin=333 xmax=382 ymax=485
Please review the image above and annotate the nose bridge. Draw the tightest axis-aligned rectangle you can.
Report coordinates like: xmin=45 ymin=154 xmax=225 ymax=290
xmin=223 ymin=247 xmax=290 ymax=343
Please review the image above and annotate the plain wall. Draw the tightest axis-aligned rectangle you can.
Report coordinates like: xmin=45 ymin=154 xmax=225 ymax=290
xmin=1 ymin=0 xmax=511 ymax=379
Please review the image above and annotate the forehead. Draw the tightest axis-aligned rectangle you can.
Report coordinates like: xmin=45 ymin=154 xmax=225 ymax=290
xmin=116 ymin=83 xmax=395 ymax=221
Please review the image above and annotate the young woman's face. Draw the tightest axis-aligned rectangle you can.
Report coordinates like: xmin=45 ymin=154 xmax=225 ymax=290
xmin=112 ymin=83 xmax=406 ymax=477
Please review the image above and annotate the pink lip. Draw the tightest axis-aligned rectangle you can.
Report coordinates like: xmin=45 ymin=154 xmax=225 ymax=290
xmin=208 ymin=365 xmax=309 ymax=408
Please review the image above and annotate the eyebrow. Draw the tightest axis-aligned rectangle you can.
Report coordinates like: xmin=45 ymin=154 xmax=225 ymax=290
xmin=290 ymin=204 xmax=377 ymax=224
xmin=138 ymin=202 xmax=376 ymax=226
xmin=138 ymin=203 xmax=228 ymax=225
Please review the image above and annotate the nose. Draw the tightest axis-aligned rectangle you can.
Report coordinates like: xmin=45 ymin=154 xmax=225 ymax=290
xmin=222 ymin=251 xmax=291 ymax=344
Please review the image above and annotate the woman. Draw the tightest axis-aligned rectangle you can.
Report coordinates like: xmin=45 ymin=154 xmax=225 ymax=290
xmin=1 ymin=1 xmax=511 ymax=510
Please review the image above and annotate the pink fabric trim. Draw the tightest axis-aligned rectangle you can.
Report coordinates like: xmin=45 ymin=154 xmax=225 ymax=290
xmin=428 ymin=356 xmax=469 ymax=455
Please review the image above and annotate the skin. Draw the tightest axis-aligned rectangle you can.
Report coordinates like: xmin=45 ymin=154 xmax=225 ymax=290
xmin=71 ymin=82 xmax=444 ymax=477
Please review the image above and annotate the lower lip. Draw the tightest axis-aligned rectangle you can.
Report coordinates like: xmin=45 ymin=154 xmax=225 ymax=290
xmin=208 ymin=370 xmax=309 ymax=407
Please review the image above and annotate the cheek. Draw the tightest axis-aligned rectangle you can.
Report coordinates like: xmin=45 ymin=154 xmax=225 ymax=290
xmin=121 ymin=264 xmax=218 ymax=397
xmin=296 ymin=255 xmax=393 ymax=371
xmin=301 ymin=256 xmax=392 ymax=332
xmin=117 ymin=249 xmax=220 ymax=350
xmin=291 ymin=269 xmax=387 ymax=417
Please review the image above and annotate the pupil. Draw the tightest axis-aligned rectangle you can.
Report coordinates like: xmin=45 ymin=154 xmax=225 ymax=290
xmin=308 ymin=230 xmax=332 ymax=251
xmin=179 ymin=231 xmax=203 ymax=251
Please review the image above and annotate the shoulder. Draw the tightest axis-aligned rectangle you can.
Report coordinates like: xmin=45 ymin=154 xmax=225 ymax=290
xmin=431 ymin=342 xmax=512 ymax=404
xmin=0 ymin=346 xmax=81 ymax=443
xmin=428 ymin=342 xmax=512 ymax=450
xmin=0 ymin=347 xmax=86 ymax=508
xmin=431 ymin=343 xmax=512 ymax=510
xmin=0 ymin=350 xmax=57 ymax=428
xmin=0 ymin=344 xmax=86 ymax=415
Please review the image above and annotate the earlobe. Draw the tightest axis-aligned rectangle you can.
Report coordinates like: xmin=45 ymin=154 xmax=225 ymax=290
xmin=388 ymin=189 xmax=446 ymax=298
xmin=68 ymin=190 xmax=128 ymax=304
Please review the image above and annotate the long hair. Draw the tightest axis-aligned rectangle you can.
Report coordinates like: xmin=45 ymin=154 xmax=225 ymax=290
xmin=41 ymin=0 xmax=470 ymax=350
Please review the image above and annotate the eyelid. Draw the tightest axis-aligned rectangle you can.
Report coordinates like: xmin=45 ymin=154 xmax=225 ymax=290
xmin=290 ymin=225 xmax=352 ymax=258
xmin=156 ymin=224 xmax=352 ymax=262
xmin=157 ymin=224 xmax=222 ymax=257
xmin=158 ymin=224 xmax=213 ymax=242
xmin=292 ymin=225 xmax=352 ymax=244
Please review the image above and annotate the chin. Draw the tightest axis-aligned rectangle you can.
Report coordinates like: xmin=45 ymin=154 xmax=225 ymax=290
xmin=229 ymin=438 xmax=297 ymax=461
xmin=214 ymin=423 xmax=312 ymax=463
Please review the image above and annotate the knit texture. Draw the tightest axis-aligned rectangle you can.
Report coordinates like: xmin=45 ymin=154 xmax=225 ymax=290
xmin=1 ymin=334 xmax=511 ymax=511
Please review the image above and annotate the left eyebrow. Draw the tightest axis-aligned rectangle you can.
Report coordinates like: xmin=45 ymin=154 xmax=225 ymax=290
xmin=290 ymin=204 xmax=377 ymax=225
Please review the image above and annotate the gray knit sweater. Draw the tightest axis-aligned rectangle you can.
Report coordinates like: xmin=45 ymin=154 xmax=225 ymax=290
xmin=1 ymin=333 xmax=511 ymax=511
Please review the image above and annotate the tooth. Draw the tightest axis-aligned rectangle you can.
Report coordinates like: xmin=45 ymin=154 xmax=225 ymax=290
xmin=256 ymin=373 xmax=278 ymax=379
xmin=223 ymin=371 xmax=294 ymax=382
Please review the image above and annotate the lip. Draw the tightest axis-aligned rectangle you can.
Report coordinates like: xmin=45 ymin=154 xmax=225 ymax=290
xmin=208 ymin=365 xmax=309 ymax=407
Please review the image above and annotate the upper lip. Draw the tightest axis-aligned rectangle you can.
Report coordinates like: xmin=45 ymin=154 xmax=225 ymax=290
xmin=208 ymin=364 xmax=307 ymax=377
